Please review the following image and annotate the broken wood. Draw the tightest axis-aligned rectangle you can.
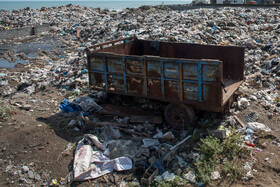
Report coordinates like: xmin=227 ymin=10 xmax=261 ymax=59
xmin=101 ymin=104 xmax=157 ymax=116
xmin=141 ymin=135 xmax=192 ymax=185
xmin=100 ymin=121 xmax=128 ymax=128
xmin=141 ymin=165 xmax=159 ymax=185
xmin=130 ymin=115 xmax=162 ymax=124
xmin=163 ymin=135 xmax=192 ymax=161
xmin=82 ymin=116 xmax=151 ymax=138
xmin=233 ymin=115 xmax=247 ymax=127
xmin=83 ymin=116 xmax=127 ymax=128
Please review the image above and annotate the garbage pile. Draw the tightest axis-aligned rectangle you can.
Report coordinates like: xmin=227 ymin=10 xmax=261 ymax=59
xmin=1 ymin=5 xmax=279 ymax=110
xmin=0 ymin=4 xmax=280 ymax=186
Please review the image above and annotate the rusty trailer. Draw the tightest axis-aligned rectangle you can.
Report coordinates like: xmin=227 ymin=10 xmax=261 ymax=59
xmin=86 ymin=37 xmax=244 ymax=127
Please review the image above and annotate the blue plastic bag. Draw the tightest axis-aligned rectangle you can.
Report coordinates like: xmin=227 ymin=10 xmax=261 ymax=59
xmin=59 ymin=98 xmax=81 ymax=113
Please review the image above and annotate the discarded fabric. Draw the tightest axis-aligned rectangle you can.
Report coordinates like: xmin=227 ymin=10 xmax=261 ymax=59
xmin=73 ymin=135 xmax=132 ymax=181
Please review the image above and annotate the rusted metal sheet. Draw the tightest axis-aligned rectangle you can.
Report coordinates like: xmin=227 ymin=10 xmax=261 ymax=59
xmin=87 ymin=37 xmax=244 ymax=112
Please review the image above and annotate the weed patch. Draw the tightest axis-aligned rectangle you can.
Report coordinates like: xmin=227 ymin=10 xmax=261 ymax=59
xmin=0 ymin=101 xmax=12 ymax=122
xmin=192 ymin=132 xmax=245 ymax=185
xmin=222 ymin=161 xmax=245 ymax=181
xmin=194 ymin=160 xmax=213 ymax=184
xmin=196 ymin=136 xmax=223 ymax=160
xmin=151 ymin=176 xmax=188 ymax=187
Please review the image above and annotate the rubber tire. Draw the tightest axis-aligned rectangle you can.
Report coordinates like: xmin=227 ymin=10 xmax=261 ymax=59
xmin=164 ymin=103 xmax=195 ymax=130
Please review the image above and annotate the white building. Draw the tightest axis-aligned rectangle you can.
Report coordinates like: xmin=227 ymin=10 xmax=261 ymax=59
xmin=194 ymin=0 xmax=211 ymax=4
xmin=231 ymin=0 xmax=245 ymax=4
xmin=216 ymin=0 xmax=244 ymax=4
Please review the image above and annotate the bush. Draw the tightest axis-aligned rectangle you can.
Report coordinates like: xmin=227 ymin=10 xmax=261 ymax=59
xmin=196 ymin=136 xmax=222 ymax=160
xmin=151 ymin=176 xmax=188 ymax=187
xmin=192 ymin=133 xmax=245 ymax=185
xmin=194 ymin=160 xmax=213 ymax=184
xmin=222 ymin=161 xmax=245 ymax=181
xmin=222 ymin=133 xmax=243 ymax=159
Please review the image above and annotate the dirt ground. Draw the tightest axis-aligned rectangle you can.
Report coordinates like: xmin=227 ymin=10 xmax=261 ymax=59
xmin=1 ymin=37 xmax=280 ymax=187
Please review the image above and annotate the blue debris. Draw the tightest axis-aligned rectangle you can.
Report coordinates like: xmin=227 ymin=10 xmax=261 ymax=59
xmin=153 ymin=157 xmax=165 ymax=174
xmin=59 ymin=98 xmax=81 ymax=113
xmin=81 ymin=69 xmax=87 ymax=74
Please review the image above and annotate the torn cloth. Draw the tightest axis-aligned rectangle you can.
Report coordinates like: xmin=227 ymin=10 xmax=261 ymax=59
xmin=73 ymin=135 xmax=132 ymax=181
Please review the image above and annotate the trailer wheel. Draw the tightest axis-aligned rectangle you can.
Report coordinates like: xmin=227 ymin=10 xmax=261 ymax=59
xmin=164 ymin=103 xmax=195 ymax=129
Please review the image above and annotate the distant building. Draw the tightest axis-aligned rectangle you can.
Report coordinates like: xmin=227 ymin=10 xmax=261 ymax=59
xmin=193 ymin=0 xmax=211 ymax=4
xmin=217 ymin=0 xmax=244 ymax=4
xmin=245 ymin=0 xmax=275 ymax=3
xmin=253 ymin=0 xmax=275 ymax=3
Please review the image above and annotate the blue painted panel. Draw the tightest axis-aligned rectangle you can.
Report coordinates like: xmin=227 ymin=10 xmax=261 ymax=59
xmin=122 ymin=57 xmax=127 ymax=93
xmin=160 ymin=61 xmax=165 ymax=98
xmin=90 ymin=56 xmax=104 ymax=70
xmin=183 ymin=63 xmax=198 ymax=80
xmin=147 ymin=60 xmax=161 ymax=77
xmin=202 ymin=64 xmax=219 ymax=81
xmin=164 ymin=62 xmax=178 ymax=79
xmin=107 ymin=57 xmax=123 ymax=73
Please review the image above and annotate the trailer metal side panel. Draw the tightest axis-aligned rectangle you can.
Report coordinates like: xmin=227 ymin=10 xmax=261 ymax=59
xmin=88 ymin=52 xmax=222 ymax=110
xmin=87 ymin=37 xmax=244 ymax=112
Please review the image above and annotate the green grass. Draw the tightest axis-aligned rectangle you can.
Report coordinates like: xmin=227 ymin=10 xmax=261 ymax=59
xmin=151 ymin=176 xmax=188 ymax=187
xmin=196 ymin=136 xmax=223 ymax=160
xmin=222 ymin=161 xmax=245 ymax=182
xmin=222 ymin=132 xmax=243 ymax=159
xmin=194 ymin=160 xmax=213 ymax=184
xmin=0 ymin=101 xmax=12 ymax=122
xmin=191 ymin=132 xmax=245 ymax=185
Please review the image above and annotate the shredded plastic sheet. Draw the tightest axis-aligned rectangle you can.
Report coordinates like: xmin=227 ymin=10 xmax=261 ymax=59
xmin=59 ymin=98 xmax=81 ymax=113
xmin=73 ymin=134 xmax=132 ymax=181
xmin=247 ymin=122 xmax=271 ymax=132
xmin=72 ymin=96 xmax=102 ymax=112
xmin=59 ymin=96 xmax=102 ymax=113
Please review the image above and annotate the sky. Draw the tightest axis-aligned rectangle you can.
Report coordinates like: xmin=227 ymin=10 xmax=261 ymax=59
xmin=0 ymin=0 xmax=187 ymax=1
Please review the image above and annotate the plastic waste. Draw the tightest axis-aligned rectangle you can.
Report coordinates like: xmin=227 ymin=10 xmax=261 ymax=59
xmin=247 ymin=122 xmax=271 ymax=132
xmin=161 ymin=171 xmax=175 ymax=181
xmin=73 ymin=135 xmax=133 ymax=181
xmin=59 ymin=98 xmax=81 ymax=113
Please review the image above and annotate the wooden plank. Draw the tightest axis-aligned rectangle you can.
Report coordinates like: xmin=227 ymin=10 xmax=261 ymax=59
xmin=130 ymin=115 xmax=162 ymax=124
xmin=118 ymin=128 xmax=151 ymax=138
xmin=233 ymin=115 xmax=247 ymax=127
xmin=101 ymin=104 xmax=156 ymax=116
